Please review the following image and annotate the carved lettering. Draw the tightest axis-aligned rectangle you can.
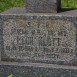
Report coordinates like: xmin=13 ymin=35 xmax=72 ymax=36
xmin=3 ymin=19 xmax=76 ymax=63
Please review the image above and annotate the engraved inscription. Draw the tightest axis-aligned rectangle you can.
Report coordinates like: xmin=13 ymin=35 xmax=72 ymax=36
xmin=3 ymin=19 xmax=76 ymax=62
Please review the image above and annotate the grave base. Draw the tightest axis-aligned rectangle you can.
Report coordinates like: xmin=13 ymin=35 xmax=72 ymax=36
xmin=0 ymin=62 xmax=77 ymax=77
xmin=1 ymin=7 xmax=77 ymax=16
xmin=0 ymin=9 xmax=77 ymax=77
xmin=0 ymin=8 xmax=26 ymax=14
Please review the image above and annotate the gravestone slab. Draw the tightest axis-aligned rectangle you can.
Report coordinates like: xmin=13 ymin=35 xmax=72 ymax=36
xmin=25 ymin=0 xmax=57 ymax=13
xmin=59 ymin=9 xmax=77 ymax=16
xmin=1 ymin=8 xmax=26 ymax=14
xmin=0 ymin=62 xmax=77 ymax=77
xmin=0 ymin=14 xmax=77 ymax=66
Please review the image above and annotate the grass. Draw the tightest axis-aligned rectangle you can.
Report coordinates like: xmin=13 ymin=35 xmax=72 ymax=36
xmin=0 ymin=0 xmax=24 ymax=13
xmin=8 ymin=74 xmax=12 ymax=77
xmin=61 ymin=0 xmax=77 ymax=8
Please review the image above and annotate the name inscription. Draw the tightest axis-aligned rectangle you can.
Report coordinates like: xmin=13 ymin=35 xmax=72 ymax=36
xmin=3 ymin=19 xmax=76 ymax=62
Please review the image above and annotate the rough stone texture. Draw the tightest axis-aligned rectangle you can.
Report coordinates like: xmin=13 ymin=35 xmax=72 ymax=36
xmin=1 ymin=8 xmax=77 ymax=77
xmin=1 ymin=8 xmax=77 ymax=16
xmin=0 ymin=62 xmax=77 ymax=77
xmin=25 ymin=0 xmax=57 ymax=13
xmin=1 ymin=8 xmax=26 ymax=14
xmin=0 ymin=14 xmax=77 ymax=66
xmin=59 ymin=9 xmax=77 ymax=16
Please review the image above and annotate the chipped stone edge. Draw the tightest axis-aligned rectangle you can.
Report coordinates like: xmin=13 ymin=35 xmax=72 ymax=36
xmin=0 ymin=62 xmax=77 ymax=70
xmin=0 ymin=13 xmax=77 ymax=17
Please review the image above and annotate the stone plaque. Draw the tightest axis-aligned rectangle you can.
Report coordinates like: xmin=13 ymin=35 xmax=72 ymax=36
xmin=0 ymin=15 xmax=77 ymax=65
xmin=25 ymin=0 xmax=57 ymax=13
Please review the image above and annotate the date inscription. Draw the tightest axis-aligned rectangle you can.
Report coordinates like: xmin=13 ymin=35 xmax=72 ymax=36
xmin=2 ymin=19 xmax=76 ymax=62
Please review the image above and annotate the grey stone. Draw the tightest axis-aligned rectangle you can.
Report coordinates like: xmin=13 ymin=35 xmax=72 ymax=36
xmin=59 ymin=9 xmax=77 ymax=16
xmin=25 ymin=0 xmax=57 ymax=13
xmin=0 ymin=62 xmax=77 ymax=77
xmin=1 ymin=8 xmax=26 ymax=14
xmin=0 ymin=14 xmax=77 ymax=66
xmin=1 ymin=8 xmax=77 ymax=16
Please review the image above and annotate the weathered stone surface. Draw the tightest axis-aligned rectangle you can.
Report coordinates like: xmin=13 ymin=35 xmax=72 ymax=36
xmin=59 ymin=9 xmax=77 ymax=16
xmin=0 ymin=14 xmax=77 ymax=65
xmin=0 ymin=62 xmax=77 ymax=77
xmin=1 ymin=8 xmax=26 ymax=14
xmin=25 ymin=0 xmax=57 ymax=13
xmin=0 ymin=8 xmax=25 ymax=14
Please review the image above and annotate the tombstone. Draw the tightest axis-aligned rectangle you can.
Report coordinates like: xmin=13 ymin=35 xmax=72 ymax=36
xmin=0 ymin=14 xmax=77 ymax=77
xmin=25 ymin=0 xmax=57 ymax=13
xmin=0 ymin=14 xmax=76 ymax=65
xmin=1 ymin=0 xmax=77 ymax=77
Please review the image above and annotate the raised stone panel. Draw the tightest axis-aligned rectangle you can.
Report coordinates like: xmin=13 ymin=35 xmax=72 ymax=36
xmin=26 ymin=0 xmax=57 ymax=13
xmin=0 ymin=14 xmax=77 ymax=65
